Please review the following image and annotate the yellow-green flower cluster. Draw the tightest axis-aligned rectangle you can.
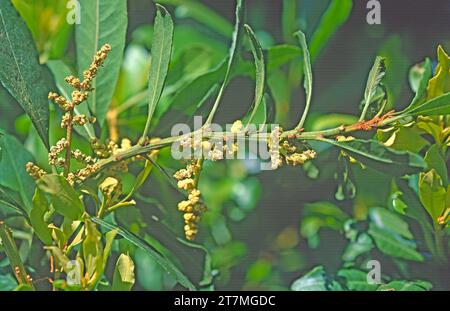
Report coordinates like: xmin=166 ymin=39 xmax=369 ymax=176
xmin=174 ymin=161 xmax=206 ymax=240
xmin=285 ymin=149 xmax=317 ymax=166
xmin=268 ymin=126 xmax=317 ymax=168
xmin=269 ymin=126 xmax=283 ymax=169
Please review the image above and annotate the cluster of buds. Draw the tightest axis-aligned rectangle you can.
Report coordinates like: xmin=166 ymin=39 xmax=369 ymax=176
xmin=285 ymin=149 xmax=317 ymax=166
xmin=66 ymin=163 xmax=101 ymax=185
xmin=336 ymin=136 xmax=365 ymax=168
xmin=26 ymin=162 xmax=46 ymax=180
xmin=71 ymin=149 xmax=96 ymax=164
xmin=48 ymin=138 xmax=69 ymax=166
xmin=65 ymin=44 xmax=112 ymax=91
xmin=174 ymin=160 xmax=206 ymax=240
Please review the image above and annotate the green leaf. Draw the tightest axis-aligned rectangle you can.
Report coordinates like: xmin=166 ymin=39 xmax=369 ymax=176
xmin=404 ymin=58 xmax=433 ymax=112
xmin=0 ymin=186 xmax=27 ymax=217
xmin=378 ymin=280 xmax=432 ymax=291
xmin=76 ymin=0 xmax=127 ymax=125
xmin=83 ymin=219 xmax=103 ymax=287
xmin=0 ymin=0 xmax=55 ymax=148
xmin=368 ymin=224 xmax=424 ymax=262
xmin=177 ymin=239 xmax=214 ymax=287
xmin=426 ymin=45 xmax=450 ymax=99
xmin=424 ymin=144 xmax=448 ymax=186
xmin=30 ymin=188 xmax=52 ymax=245
xmin=320 ymin=138 xmax=426 ymax=176
xmin=47 ymin=60 xmax=95 ymax=140
xmin=337 ymin=269 xmax=378 ymax=291
xmin=267 ymin=45 xmax=301 ymax=73
xmin=112 ymin=253 xmax=135 ymax=291
xmin=170 ymin=60 xmax=226 ymax=116
xmin=404 ymin=92 xmax=450 ymax=116
xmin=243 ymin=24 xmax=265 ymax=127
xmin=142 ymin=4 xmax=174 ymax=140
xmin=282 ymin=0 xmax=297 ymax=44
xmin=309 ymin=0 xmax=352 ymax=62
xmin=301 ymin=201 xmax=349 ymax=247
xmin=91 ymin=217 xmax=196 ymax=290
xmin=294 ymin=30 xmax=313 ymax=129
xmin=307 ymin=113 xmax=358 ymax=131
xmin=37 ymin=175 xmax=84 ymax=220
xmin=0 ymin=134 xmax=35 ymax=212
xmin=360 ymin=56 xmax=386 ymax=121
xmin=206 ymin=0 xmax=243 ymax=124
xmin=291 ymin=266 xmax=328 ymax=291
xmin=158 ymin=0 xmax=233 ymax=38
xmin=102 ymin=229 xmax=117 ymax=269
xmin=342 ymin=232 xmax=374 ymax=262
xmin=0 ymin=222 xmax=34 ymax=288
xmin=242 ymin=95 xmax=267 ymax=126
xmin=419 ymin=170 xmax=447 ymax=224
xmin=368 ymin=207 xmax=413 ymax=240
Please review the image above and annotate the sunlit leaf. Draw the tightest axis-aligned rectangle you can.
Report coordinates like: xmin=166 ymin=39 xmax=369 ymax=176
xmin=360 ymin=56 xmax=386 ymax=121
xmin=142 ymin=4 xmax=174 ymax=140
xmin=37 ymin=174 xmax=84 ymax=220
xmin=112 ymin=253 xmax=135 ymax=291
xmin=76 ymin=0 xmax=127 ymax=125
xmin=0 ymin=0 xmax=55 ymax=147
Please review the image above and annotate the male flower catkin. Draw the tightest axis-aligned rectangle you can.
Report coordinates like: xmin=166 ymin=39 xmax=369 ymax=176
xmin=174 ymin=160 xmax=206 ymax=240
xmin=268 ymin=126 xmax=317 ymax=169
xmin=26 ymin=44 xmax=112 ymax=185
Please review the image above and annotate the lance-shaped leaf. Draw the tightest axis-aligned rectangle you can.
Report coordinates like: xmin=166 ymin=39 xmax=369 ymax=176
xmin=76 ymin=0 xmax=127 ymax=125
xmin=112 ymin=253 xmax=135 ymax=291
xmin=309 ymin=0 xmax=352 ymax=62
xmin=403 ymin=92 xmax=450 ymax=116
xmin=368 ymin=224 xmax=424 ymax=262
xmin=141 ymin=4 xmax=174 ymax=141
xmin=427 ymin=45 xmax=450 ymax=99
xmin=206 ymin=0 xmax=244 ymax=124
xmin=360 ymin=56 xmax=386 ymax=121
xmin=243 ymin=24 xmax=265 ymax=127
xmin=158 ymin=0 xmax=233 ymax=38
xmin=294 ymin=30 xmax=313 ymax=130
xmin=402 ymin=58 xmax=433 ymax=113
xmin=30 ymin=188 xmax=52 ymax=245
xmin=319 ymin=138 xmax=426 ymax=176
xmin=92 ymin=217 xmax=196 ymax=290
xmin=0 ymin=1 xmax=55 ymax=148
xmin=0 ymin=222 xmax=34 ymax=288
xmin=0 ymin=134 xmax=35 ymax=213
